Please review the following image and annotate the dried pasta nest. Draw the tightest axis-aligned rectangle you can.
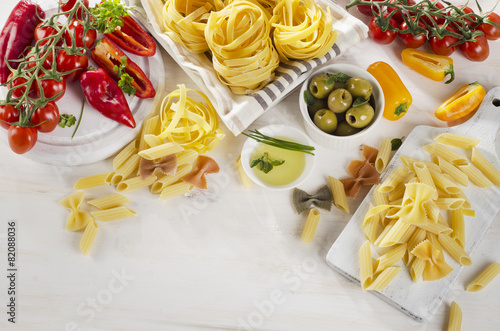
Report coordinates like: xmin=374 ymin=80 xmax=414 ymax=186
xmin=205 ymin=0 xmax=280 ymax=94
xmin=162 ymin=0 xmax=225 ymax=53
xmin=224 ymin=0 xmax=277 ymax=15
xmin=270 ymin=0 xmax=337 ymax=62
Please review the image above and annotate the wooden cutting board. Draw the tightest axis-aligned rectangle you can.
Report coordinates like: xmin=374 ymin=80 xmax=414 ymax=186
xmin=326 ymin=87 xmax=500 ymax=322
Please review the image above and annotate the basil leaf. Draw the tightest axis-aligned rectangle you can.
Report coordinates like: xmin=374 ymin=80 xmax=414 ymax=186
xmin=333 ymin=72 xmax=351 ymax=83
xmin=304 ymin=90 xmax=316 ymax=106
xmin=262 ymin=162 xmax=273 ymax=174
xmin=250 ymin=159 xmax=261 ymax=168
xmin=391 ymin=137 xmax=404 ymax=151
xmin=394 ymin=102 xmax=408 ymax=117
xmin=352 ymin=97 xmax=369 ymax=107
xmin=270 ymin=159 xmax=285 ymax=166
xmin=325 ymin=75 xmax=335 ymax=86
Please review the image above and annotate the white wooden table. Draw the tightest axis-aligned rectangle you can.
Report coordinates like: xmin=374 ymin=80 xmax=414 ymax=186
xmin=1 ymin=1 xmax=499 ymax=330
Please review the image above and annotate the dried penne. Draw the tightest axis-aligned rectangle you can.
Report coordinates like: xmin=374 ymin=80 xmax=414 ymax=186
xmin=435 ymin=133 xmax=480 ymax=149
xmin=237 ymin=155 xmax=253 ymax=190
xmin=87 ymin=193 xmax=131 ymax=210
xmin=138 ymin=142 xmax=184 ymax=161
xmin=91 ymin=206 xmax=137 ymax=222
xmin=429 ymin=168 xmax=462 ymax=194
xmin=404 ymin=227 xmax=427 ymax=265
xmin=359 ymin=241 xmax=373 ymax=291
xmin=329 ymin=176 xmax=349 ymax=213
xmin=423 ymin=143 xmax=468 ymax=165
xmin=461 ymin=208 xmax=475 ymax=217
xmin=416 ymin=221 xmax=452 ymax=235
xmin=471 ymin=148 xmax=500 ymax=186
xmin=111 ymin=154 xmax=141 ymax=185
xmin=466 ymin=263 xmax=500 ymax=292
xmin=400 ymin=155 xmax=441 ymax=172
xmin=177 ymin=150 xmax=199 ymax=166
xmin=435 ymin=198 xmax=465 ymax=210
xmin=425 ymin=200 xmax=440 ymax=223
xmin=447 ymin=301 xmax=462 ymax=331
xmin=113 ymin=139 xmax=138 ymax=170
xmin=116 ymin=175 xmax=157 ymax=192
xmin=414 ymin=162 xmax=438 ymax=198
xmin=362 ymin=204 xmax=379 ymax=244
xmin=80 ymin=220 xmax=98 ymax=256
xmin=379 ymin=167 xmax=409 ymax=193
xmin=138 ymin=115 xmax=160 ymax=151
xmin=410 ymin=257 xmax=426 ymax=283
xmin=374 ymin=243 xmax=406 ymax=274
xmin=367 ymin=267 xmax=402 ymax=291
xmin=151 ymin=164 xmax=193 ymax=194
xmin=74 ymin=172 xmax=113 ymax=190
xmin=143 ymin=134 xmax=163 ymax=148
xmin=438 ymin=233 xmax=471 ymax=265
xmin=159 ymin=182 xmax=193 ymax=200
xmin=374 ymin=219 xmax=397 ymax=246
xmin=434 ymin=157 xmax=469 ymax=186
xmin=301 ymin=208 xmax=320 ymax=243
xmin=375 ymin=138 xmax=391 ymax=173
xmin=458 ymin=163 xmax=494 ymax=187
xmin=450 ymin=209 xmax=465 ymax=248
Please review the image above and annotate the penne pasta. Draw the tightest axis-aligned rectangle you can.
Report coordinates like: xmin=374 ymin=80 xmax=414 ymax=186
xmin=329 ymin=176 xmax=349 ymax=213
xmin=374 ymin=243 xmax=406 ymax=274
xmin=447 ymin=301 xmax=462 ymax=331
xmin=435 ymin=198 xmax=465 ymax=210
xmin=466 ymin=263 xmax=500 ymax=292
xmin=373 ymin=184 xmax=389 ymax=206
xmin=113 ymin=139 xmax=138 ymax=170
xmin=435 ymin=132 xmax=480 ymax=149
xmin=374 ymin=219 xmax=396 ymax=246
xmin=425 ymin=200 xmax=440 ymax=223
xmin=138 ymin=115 xmax=160 ymax=151
xmin=434 ymin=157 xmax=469 ymax=187
xmin=80 ymin=220 xmax=98 ymax=256
xmin=379 ymin=167 xmax=409 ymax=193
xmin=410 ymin=257 xmax=426 ymax=283
xmin=87 ymin=193 xmax=131 ymax=210
xmin=461 ymin=208 xmax=475 ymax=218
xmin=159 ymin=182 xmax=193 ymax=200
xmin=111 ymin=154 xmax=141 ymax=185
xmin=458 ymin=163 xmax=494 ymax=187
xmin=427 ymin=232 xmax=444 ymax=260
xmin=414 ymin=162 xmax=438 ymax=199
xmin=176 ymin=149 xmax=199 ymax=167
xmin=438 ymin=233 xmax=471 ymax=265
xmin=405 ymin=227 xmax=427 ymax=265
xmin=367 ymin=267 xmax=402 ymax=291
xmin=399 ymin=155 xmax=441 ymax=172
xmin=471 ymin=148 xmax=500 ymax=186
xmin=91 ymin=206 xmax=137 ymax=222
xmin=362 ymin=204 xmax=379 ymax=244
xmin=143 ymin=134 xmax=164 ymax=148
xmin=138 ymin=142 xmax=184 ymax=161
xmin=423 ymin=143 xmax=468 ymax=165
xmin=429 ymin=168 xmax=462 ymax=194
xmin=301 ymin=208 xmax=321 ymax=243
xmin=416 ymin=221 xmax=452 ymax=235
xmin=74 ymin=172 xmax=113 ymax=190
xmin=375 ymin=138 xmax=391 ymax=173
xmin=450 ymin=209 xmax=465 ymax=248
xmin=151 ymin=164 xmax=193 ymax=194
xmin=116 ymin=175 xmax=157 ymax=192
xmin=359 ymin=241 xmax=373 ymax=291
xmin=452 ymin=191 xmax=471 ymax=209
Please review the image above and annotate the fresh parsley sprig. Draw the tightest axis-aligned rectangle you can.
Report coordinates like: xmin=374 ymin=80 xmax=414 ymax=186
xmin=90 ymin=0 xmax=133 ymax=34
xmin=113 ymin=56 xmax=136 ymax=96
xmin=243 ymin=129 xmax=315 ymax=155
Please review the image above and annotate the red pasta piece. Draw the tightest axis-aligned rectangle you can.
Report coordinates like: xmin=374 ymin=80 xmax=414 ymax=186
xmin=341 ymin=162 xmax=380 ymax=198
xmin=363 ymin=145 xmax=379 ymax=164
xmin=182 ymin=155 xmax=220 ymax=189
xmin=139 ymin=154 xmax=177 ymax=180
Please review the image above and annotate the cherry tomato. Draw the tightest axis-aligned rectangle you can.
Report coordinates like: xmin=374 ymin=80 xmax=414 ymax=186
xmin=454 ymin=5 xmax=477 ymax=28
xmin=7 ymin=73 xmax=34 ymax=99
xmin=27 ymin=51 xmax=54 ymax=70
xmin=34 ymin=22 xmax=62 ymax=47
xmin=478 ymin=12 xmax=500 ymax=40
xmin=0 ymin=105 xmax=20 ymax=130
xmin=358 ymin=0 xmax=384 ymax=16
xmin=387 ymin=0 xmax=416 ymax=24
xmin=399 ymin=19 xmax=427 ymax=48
xmin=31 ymin=102 xmax=60 ymax=133
xmin=459 ymin=35 xmax=490 ymax=62
xmin=8 ymin=126 xmax=38 ymax=154
xmin=60 ymin=0 xmax=89 ymax=20
xmin=429 ymin=25 xmax=459 ymax=56
xmin=421 ymin=1 xmax=446 ymax=26
xmin=65 ymin=20 xmax=97 ymax=49
xmin=36 ymin=74 xmax=66 ymax=101
xmin=57 ymin=50 xmax=89 ymax=83
xmin=369 ymin=16 xmax=399 ymax=45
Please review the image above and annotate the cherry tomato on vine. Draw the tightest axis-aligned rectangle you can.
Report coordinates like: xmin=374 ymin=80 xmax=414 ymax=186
xmin=31 ymin=102 xmax=60 ymax=133
xmin=60 ymin=0 xmax=89 ymax=20
xmin=57 ymin=50 xmax=89 ymax=83
xmin=358 ymin=0 xmax=384 ymax=16
xmin=478 ymin=12 xmax=500 ymax=40
xmin=0 ymin=105 xmax=20 ymax=130
xmin=454 ymin=6 xmax=477 ymax=28
xmin=421 ymin=1 xmax=446 ymax=26
xmin=369 ymin=16 xmax=399 ymax=45
xmin=36 ymin=74 xmax=66 ymax=101
xmin=65 ymin=20 xmax=97 ymax=49
xmin=8 ymin=126 xmax=38 ymax=154
xmin=27 ymin=51 xmax=54 ymax=70
xmin=7 ymin=73 xmax=33 ymax=99
xmin=429 ymin=25 xmax=459 ymax=56
xmin=34 ymin=22 xmax=62 ymax=47
xmin=459 ymin=35 xmax=490 ymax=62
xmin=387 ymin=0 xmax=417 ymax=24
xmin=399 ymin=19 xmax=427 ymax=48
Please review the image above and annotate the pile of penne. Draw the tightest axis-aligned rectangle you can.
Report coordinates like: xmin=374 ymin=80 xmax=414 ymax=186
xmin=358 ymin=133 xmax=500 ymax=291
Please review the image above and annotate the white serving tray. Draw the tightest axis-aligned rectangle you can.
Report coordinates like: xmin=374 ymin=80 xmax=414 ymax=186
xmin=326 ymin=87 xmax=500 ymax=322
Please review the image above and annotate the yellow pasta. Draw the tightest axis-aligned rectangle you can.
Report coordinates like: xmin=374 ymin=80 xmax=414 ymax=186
xmin=427 ymin=232 xmax=444 ymax=260
xmin=410 ymin=257 xmax=426 ymax=283
xmin=471 ymin=148 xmax=500 ymax=186
xmin=400 ymin=155 xmax=441 ymax=172
xmin=374 ymin=243 xmax=406 ymax=274
xmin=379 ymin=220 xmax=414 ymax=247
xmin=138 ymin=142 xmax=184 ymax=161
xmin=379 ymin=167 xmax=409 ymax=193
xmin=116 ymin=175 xmax=157 ymax=192
xmin=374 ymin=219 xmax=396 ymax=246
xmin=438 ymin=233 xmax=471 ymax=265
xmin=458 ymin=163 xmax=494 ymax=187
xmin=359 ymin=241 xmax=373 ymax=291
xmin=73 ymin=172 xmax=113 ymax=190
xmin=111 ymin=154 xmax=141 ymax=185
xmin=91 ymin=206 xmax=137 ymax=222
xmin=80 ymin=219 xmax=98 ymax=256
xmin=328 ymin=176 xmax=349 ymax=213
xmin=375 ymin=138 xmax=391 ymax=173
xmin=452 ymin=190 xmax=471 ymax=209
xmin=237 ymin=155 xmax=253 ymax=190
xmin=138 ymin=115 xmax=160 ymax=151
xmin=404 ymin=227 xmax=427 ymax=265
xmin=466 ymin=263 xmax=500 ymax=292
xmin=362 ymin=204 xmax=379 ymax=244
xmin=414 ymin=162 xmax=438 ymax=198
xmin=367 ymin=267 xmax=402 ymax=291
xmin=447 ymin=301 xmax=462 ymax=331
xmin=59 ymin=191 xmax=92 ymax=231
xmin=374 ymin=184 xmax=389 ymax=206
xmin=435 ymin=132 xmax=480 ymax=149
xmin=429 ymin=168 xmax=462 ymax=194
xmin=434 ymin=157 xmax=469 ymax=186
xmin=301 ymin=208 xmax=320 ymax=243
xmin=113 ymin=139 xmax=138 ymax=170
xmin=461 ymin=208 xmax=475 ymax=217
xmin=151 ymin=164 xmax=193 ymax=194
xmin=87 ymin=193 xmax=131 ymax=210
xmin=271 ymin=0 xmax=337 ymax=61
xmin=159 ymin=182 xmax=194 ymax=200
xmin=177 ymin=150 xmax=199 ymax=167
xmin=423 ymin=143 xmax=468 ymax=165
xmin=425 ymin=200 xmax=440 ymax=223
xmin=416 ymin=221 xmax=452 ymax=235
xmin=143 ymin=134 xmax=163 ymax=148
xmin=435 ymin=198 xmax=465 ymax=210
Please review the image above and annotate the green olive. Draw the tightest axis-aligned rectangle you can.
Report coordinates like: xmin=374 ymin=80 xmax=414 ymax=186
xmin=346 ymin=77 xmax=373 ymax=100
xmin=309 ymin=74 xmax=335 ymax=99
xmin=345 ymin=104 xmax=375 ymax=129
xmin=328 ymin=88 xmax=353 ymax=113
xmin=307 ymin=97 xmax=328 ymax=118
xmin=334 ymin=121 xmax=362 ymax=136
xmin=314 ymin=109 xmax=338 ymax=134
xmin=334 ymin=81 xmax=346 ymax=90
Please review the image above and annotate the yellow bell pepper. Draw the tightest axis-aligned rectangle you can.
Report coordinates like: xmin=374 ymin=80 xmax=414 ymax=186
xmin=367 ymin=61 xmax=412 ymax=121
xmin=401 ymin=48 xmax=455 ymax=84
xmin=435 ymin=82 xmax=486 ymax=121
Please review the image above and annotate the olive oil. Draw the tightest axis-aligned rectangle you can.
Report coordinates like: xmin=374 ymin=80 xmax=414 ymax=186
xmin=250 ymin=138 xmax=306 ymax=186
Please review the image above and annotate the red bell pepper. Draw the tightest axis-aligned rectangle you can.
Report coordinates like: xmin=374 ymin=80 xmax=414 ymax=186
xmin=79 ymin=68 xmax=136 ymax=128
xmin=91 ymin=37 xmax=155 ymax=99
xmin=0 ymin=0 xmax=46 ymax=84
xmin=106 ymin=15 xmax=156 ymax=57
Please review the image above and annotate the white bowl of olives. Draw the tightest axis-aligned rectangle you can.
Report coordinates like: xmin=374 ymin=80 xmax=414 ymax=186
xmin=299 ymin=63 xmax=384 ymax=150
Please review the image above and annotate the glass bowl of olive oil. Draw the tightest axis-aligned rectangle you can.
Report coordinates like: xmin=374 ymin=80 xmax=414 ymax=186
xmin=241 ymin=125 xmax=316 ymax=190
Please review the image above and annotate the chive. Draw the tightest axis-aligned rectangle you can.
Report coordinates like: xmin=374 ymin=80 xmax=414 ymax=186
xmin=242 ymin=129 xmax=315 ymax=155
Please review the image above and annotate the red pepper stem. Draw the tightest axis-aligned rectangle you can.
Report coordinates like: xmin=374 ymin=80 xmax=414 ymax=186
xmin=444 ymin=65 xmax=455 ymax=84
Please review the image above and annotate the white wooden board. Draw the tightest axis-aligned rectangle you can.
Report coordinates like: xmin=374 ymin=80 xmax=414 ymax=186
xmin=326 ymin=87 xmax=500 ymax=322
